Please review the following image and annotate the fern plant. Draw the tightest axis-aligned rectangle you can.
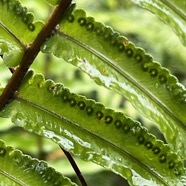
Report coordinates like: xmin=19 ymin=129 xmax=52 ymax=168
xmin=0 ymin=0 xmax=185 ymax=185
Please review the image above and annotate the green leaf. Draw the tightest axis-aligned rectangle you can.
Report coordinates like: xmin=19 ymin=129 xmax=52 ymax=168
xmin=41 ymin=9 xmax=186 ymax=158
xmin=0 ymin=0 xmax=43 ymax=67
xmin=129 ymin=0 xmax=186 ymax=46
xmin=0 ymin=71 xmax=185 ymax=186
xmin=0 ymin=26 xmax=23 ymax=67
xmin=0 ymin=139 xmax=77 ymax=185
xmin=0 ymin=0 xmax=43 ymax=43
xmin=44 ymin=0 xmax=60 ymax=6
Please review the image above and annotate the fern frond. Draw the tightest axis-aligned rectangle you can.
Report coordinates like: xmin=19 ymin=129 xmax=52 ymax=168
xmin=0 ymin=71 xmax=185 ymax=186
xmin=41 ymin=8 xmax=186 ymax=158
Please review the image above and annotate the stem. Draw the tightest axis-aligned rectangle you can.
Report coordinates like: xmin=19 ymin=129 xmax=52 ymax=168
xmin=61 ymin=147 xmax=88 ymax=186
xmin=0 ymin=0 xmax=72 ymax=110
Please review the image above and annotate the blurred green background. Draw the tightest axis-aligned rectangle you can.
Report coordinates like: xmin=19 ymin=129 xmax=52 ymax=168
xmin=0 ymin=0 xmax=186 ymax=185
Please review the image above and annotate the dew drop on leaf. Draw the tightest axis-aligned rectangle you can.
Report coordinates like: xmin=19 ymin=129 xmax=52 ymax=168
xmin=42 ymin=44 xmax=48 ymax=52
xmin=13 ymin=112 xmax=26 ymax=127
xmin=35 ymin=162 xmax=47 ymax=172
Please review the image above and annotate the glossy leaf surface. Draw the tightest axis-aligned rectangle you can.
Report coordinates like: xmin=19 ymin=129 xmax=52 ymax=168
xmin=0 ymin=139 xmax=77 ymax=185
xmin=130 ymin=0 xmax=186 ymax=45
xmin=41 ymin=9 xmax=186 ymax=157
xmin=0 ymin=26 xmax=23 ymax=67
xmin=0 ymin=0 xmax=43 ymax=66
xmin=0 ymin=71 xmax=185 ymax=186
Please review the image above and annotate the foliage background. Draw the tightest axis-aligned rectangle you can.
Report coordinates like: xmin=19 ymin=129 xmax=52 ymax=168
xmin=0 ymin=0 xmax=186 ymax=185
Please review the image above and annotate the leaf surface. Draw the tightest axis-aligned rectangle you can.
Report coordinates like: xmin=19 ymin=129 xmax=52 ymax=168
xmin=0 ymin=26 xmax=23 ymax=67
xmin=0 ymin=0 xmax=43 ymax=66
xmin=0 ymin=139 xmax=77 ymax=186
xmin=129 ymin=0 xmax=186 ymax=45
xmin=0 ymin=71 xmax=185 ymax=186
xmin=41 ymin=9 xmax=186 ymax=157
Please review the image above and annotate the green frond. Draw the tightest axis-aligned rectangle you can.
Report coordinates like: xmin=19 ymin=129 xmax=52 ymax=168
xmin=41 ymin=8 xmax=186 ymax=158
xmin=0 ymin=0 xmax=43 ymax=67
xmin=0 ymin=71 xmax=185 ymax=186
xmin=130 ymin=0 xmax=186 ymax=45
xmin=0 ymin=139 xmax=77 ymax=185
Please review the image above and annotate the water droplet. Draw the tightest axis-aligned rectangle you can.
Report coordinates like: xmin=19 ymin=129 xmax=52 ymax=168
xmin=36 ymin=115 xmax=42 ymax=123
xmin=13 ymin=112 xmax=26 ymax=127
xmin=42 ymin=44 xmax=48 ymax=52
xmin=35 ymin=161 xmax=47 ymax=172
